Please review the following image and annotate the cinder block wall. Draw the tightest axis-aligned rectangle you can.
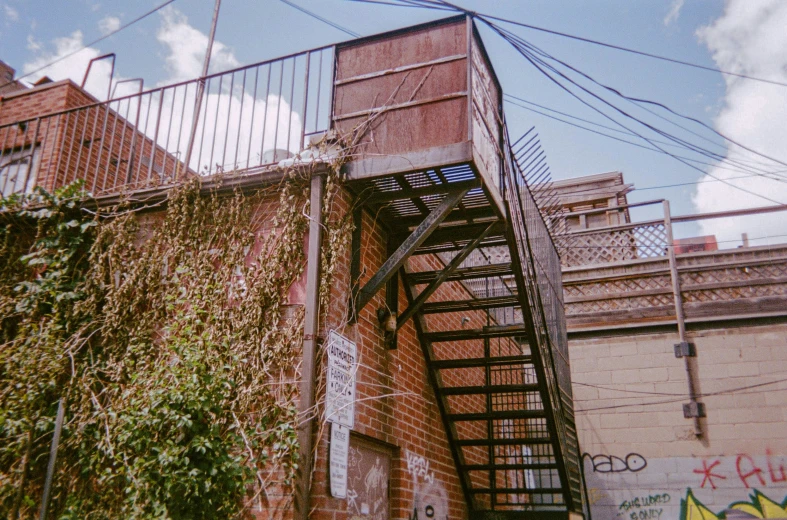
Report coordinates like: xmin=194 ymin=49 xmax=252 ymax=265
xmin=570 ymin=324 xmax=787 ymax=519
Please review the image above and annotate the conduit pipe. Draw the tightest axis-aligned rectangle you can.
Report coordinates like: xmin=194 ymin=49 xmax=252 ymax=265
xmin=664 ymin=200 xmax=703 ymax=438
xmin=295 ymin=171 xmax=325 ymax=520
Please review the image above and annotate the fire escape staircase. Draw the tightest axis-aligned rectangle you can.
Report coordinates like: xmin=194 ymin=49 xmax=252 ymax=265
xmin=347 ymin=151 xmax=585 ymax=518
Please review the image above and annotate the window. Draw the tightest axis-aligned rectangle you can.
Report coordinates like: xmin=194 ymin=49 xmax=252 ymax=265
xmin=0 ymin=145 xmax=40 ymax=197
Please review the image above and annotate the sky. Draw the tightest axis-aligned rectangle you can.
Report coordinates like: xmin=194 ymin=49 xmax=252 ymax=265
xmin=1 ymin=0 xmax=786 ymax=244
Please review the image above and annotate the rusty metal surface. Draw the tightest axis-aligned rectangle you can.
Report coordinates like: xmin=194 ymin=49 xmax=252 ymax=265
xmin=334 ymin=18 xmax=471 ymax=164
xmin=335 ymin=18 xmax=466 ymax=81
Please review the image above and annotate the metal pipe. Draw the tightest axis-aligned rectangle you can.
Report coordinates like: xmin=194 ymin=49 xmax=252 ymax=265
xmin=183 ymin=0 xmax=221 ymax=176
xmin=39 ymin=398 xmax=65 ymax=520
xmin=295 ymin=171 xmax=326 ymax=520
xmin=664 ymin=200 xmax=702 ymax=437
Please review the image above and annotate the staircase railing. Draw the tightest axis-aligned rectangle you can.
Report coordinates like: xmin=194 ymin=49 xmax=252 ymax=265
xmin=500 ymin=125 xmax=584 ymax=512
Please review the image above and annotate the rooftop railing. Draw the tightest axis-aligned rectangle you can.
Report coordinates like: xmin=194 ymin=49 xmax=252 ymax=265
xmin=0 ymin=46 xmax=335 ymax=197
xmin=559 ymin=201 xmax=787 ymax=330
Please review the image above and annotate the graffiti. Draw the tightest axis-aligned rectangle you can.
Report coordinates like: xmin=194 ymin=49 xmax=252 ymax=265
xmin=694 ymin=459 xmax=727 ymax=490
xmin=405 ymin=449 xmax=447 ymax=520
xmin=618 ymin=493 xmax=670 ymax=520
xmin=585 ymin=452 xmax=648 ymax=473
xmin=346 ymin=444 xmax=390 ymax=520
xmin=681 ymin=488 xmax=787 ymax=519
xmin=693 ymin=453 xmax=787 ymax=489
xmin=738 ymin=455 xmax=768 ymax=490
xmin=768 ymin=450 xmax=787 ymax=484
xmin=406 ymin=450 xmax=435 ymax=484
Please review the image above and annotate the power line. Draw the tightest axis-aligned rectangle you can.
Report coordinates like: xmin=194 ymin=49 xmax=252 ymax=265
xmin=355 ymin=0 xmax=787 ymax=178
xmin=485 ymin=22 xmax=786 ymax=205
xmin=504 ymin=97 xmax=787 ymax=182
xmin=347 ymin=0 xmax=787 ymax=88
xmin=0 ymin=0 xmax=178 ymax=91
xmin=575 ymin=376 xmax=787 ymax=412
xmin=278 ymin=0 xmax=361 ymax=38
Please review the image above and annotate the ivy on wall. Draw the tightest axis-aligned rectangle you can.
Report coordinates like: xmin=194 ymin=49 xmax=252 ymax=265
xmin=0 ymin=151 xmax=350 ymax=518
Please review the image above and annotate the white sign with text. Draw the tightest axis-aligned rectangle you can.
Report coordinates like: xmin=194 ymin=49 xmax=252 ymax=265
xmin=326 ymin=330 xmax=356 ymax=429
xmin=329 ymin=423 xmax=350 ymax=498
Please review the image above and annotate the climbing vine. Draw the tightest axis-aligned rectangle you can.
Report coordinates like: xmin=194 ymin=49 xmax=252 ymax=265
xmin=0 ymin=143 xmax=351 ymax=518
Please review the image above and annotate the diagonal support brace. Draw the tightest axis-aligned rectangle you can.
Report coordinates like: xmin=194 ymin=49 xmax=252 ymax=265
xmin=352 ymin=185 xmax=470 ymax=320
xmin=396 ymin=221 xmax=497 ymax=331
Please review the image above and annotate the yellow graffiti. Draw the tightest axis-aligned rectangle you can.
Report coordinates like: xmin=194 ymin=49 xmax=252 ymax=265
xmin=681 ymin=489 xmax=787 ymax=519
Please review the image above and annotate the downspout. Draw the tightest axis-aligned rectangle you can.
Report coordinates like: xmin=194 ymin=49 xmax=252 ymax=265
xmin=295 ymin=171 xmax=325 ymax=520
xmin=664 ymin=200 xmax=703 ymax=437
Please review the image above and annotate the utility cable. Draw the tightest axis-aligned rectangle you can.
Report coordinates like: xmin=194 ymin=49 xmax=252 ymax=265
xmin=489 ymin=20 xmax=787 ymax=178
xmin=487 ymin=22 xmax=786 ymax=204
xmin=348 ymin=0 xmax=787 ymax=88
xmin=278 ymin=0 xmax=361 ymax=38
xmin=0 ymin=0 xmax=178 ymax=90
xmin=363 ymin=0 xmax=787 ymax=175
xmin=576 ymin=376 xmax=787 ymax=412
xmin=504 ymin=98 xmax=787 ymax=181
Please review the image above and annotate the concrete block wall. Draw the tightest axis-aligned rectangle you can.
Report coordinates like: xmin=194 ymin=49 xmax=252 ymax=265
xmin=570 ymin=323 xmax=787 ymax=519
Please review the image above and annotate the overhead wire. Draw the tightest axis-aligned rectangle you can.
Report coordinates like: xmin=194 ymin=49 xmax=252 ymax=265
xmin=348 ymin=0 xmax=787 ymax=201
xmin=0 ymin=0 xmax=178 ymax=90
xmin=575 ymin=376 xmax=787 ymax=412
xmin=504 ymin=97 xmax=787 ymax=181
xmin=277 ymin=0 xmax=361 ymax=38
xmin=574 ymin=375 xmax=787 ymax=399
xmin=347 ymin=0 xmax=787 ymax=89
xmin=482 ymin=21 xmax=786 ymax=204
xmin=505 ymin=93 xmax=784 ymax=175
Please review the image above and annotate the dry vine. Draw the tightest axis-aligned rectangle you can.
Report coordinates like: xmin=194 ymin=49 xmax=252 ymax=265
xmin=0 ymin=130 xmax=353 ymax=519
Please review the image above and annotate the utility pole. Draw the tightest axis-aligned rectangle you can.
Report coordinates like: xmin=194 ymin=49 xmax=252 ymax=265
xmin=182 ymin=0 xmax=222 ymax=177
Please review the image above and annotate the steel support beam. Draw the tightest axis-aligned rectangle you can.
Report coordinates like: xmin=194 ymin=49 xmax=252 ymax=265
xmin=353 ymin=186 xmax=470 ymax=318
xmin=396 ymin=221 xmax=496 ymax=330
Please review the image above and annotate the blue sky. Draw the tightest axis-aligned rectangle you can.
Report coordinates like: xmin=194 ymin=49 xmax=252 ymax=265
xmin=2 ymin=0 xmax=786 ymax=242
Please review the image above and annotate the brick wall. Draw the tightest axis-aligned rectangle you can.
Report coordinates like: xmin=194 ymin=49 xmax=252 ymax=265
xmin=570 ymin=323 xmax=787 ymax=519
xmin=1 ymin=80 xmax=185 ymax=196
xmin=306 ymin=187 xmax=476 ymax=520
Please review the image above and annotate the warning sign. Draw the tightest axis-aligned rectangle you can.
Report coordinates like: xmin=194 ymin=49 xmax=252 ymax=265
xmin=329 ymin=423 xmax=350 ymax=498
xmin=325 ymin=330 xmax=356 ymax=429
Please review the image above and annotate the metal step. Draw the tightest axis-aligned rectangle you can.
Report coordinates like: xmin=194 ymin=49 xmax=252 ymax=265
xmin=447 ymin=410 xmax=546 ymax=422
xmin=468 ymin=487 xmax=564 ymax=495
xmin=421 ymin=295 xmax=519 ymax=313
xmin=455 ymin=437 xmax=553 ymax=447
xmin=429 ymin=354 xmax=532 ymax=370
xmin=409 ymin=262 xmax=513 ymax=284
xmin=438 ymin=383 xmax=539 ymax=396
xmin=424 ymin=324 xmax=527 ymax=342
xmin=460 ymin=462 xmax=559 ymax=471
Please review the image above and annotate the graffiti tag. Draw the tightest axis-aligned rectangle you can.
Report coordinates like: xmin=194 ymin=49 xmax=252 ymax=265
xmin=694 ymin=452 xmax=787 ymax=490
xmin=586 ymin=452 xmax=648 ymax=473
xmin=405 ymin=450 xmax=447 ymax=520
xmin=618 ymin=493 xmax=670 ymax=519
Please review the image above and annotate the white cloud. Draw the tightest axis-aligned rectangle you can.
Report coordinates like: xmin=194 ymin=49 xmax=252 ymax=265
xmin=156 ymin=6 xmax=239 ymax=83
xmin=692 ymin=0 xmax=787 ymax=246
xmin=98 ymin=15 xmax=120 ymax=36
xmin=664 ymin=0 xmax=684 ymax=26
xmin=26 ymin=33 xmax=41 ymax=52
xmin=22 ymin=30 xmax=113 ymax=99
xmin=3 ymin=4 xmax=19 ymax=25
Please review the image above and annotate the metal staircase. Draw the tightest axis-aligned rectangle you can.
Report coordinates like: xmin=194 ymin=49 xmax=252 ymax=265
xmin=347 ymin=130 xmax=585 ymax=518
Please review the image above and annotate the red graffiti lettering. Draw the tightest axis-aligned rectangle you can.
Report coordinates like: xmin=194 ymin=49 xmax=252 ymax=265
xmin=693 ymin=459 xmax=726 ymax=490
xmin=737 ymin=455 xmax=767 ymax=488
xmin=767 ymin=449 xmax=787 ymax=483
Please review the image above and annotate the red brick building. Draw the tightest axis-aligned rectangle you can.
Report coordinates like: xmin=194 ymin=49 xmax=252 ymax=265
xmin=2 ymin=16 xmax=584 ymax=520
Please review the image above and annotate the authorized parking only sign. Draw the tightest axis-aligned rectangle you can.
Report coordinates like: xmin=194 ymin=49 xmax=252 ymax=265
xmin=326 ymin=330 xmax=357 ymax=429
